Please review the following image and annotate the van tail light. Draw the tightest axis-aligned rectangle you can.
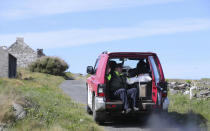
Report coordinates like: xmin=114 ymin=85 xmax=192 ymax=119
xmin=97 ymin=84 xmax=106 ymax=97
xmin=106 ymin=104 xmax=116 ymax=108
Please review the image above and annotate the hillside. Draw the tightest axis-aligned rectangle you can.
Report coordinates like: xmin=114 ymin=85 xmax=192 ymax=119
xmin=0 ymin=70 xmax=103 ymax=131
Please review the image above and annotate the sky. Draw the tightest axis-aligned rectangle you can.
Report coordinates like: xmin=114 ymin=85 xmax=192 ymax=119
xmin=0 ymin=0 xmax=210 ymax=79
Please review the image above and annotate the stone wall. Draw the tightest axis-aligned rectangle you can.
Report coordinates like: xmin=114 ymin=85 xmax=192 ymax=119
xmin=8 ymin=38 xmax=38 ymax=68
xmin=168 ymin=80 xmax=210 ymax=100
xmin=0 ymin=47 xmax=9 ymax=77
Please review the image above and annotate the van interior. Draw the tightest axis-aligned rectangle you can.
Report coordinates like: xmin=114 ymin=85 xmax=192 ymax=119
xmin=105 ymin=57 xmax=155 ymax=107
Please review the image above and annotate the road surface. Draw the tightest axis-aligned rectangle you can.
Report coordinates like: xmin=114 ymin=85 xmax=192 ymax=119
xmin=59 ymin=80 xmax=200 ymax=131
xmin=60 ymin=80 xmax=151 ymax=131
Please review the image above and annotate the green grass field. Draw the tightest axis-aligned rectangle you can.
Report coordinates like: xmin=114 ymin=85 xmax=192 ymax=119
xmin=1 ymin=70 xmax=209 ymax=130
xmin=168 ymin=92 xmax=210 ymax=129
xmin=0 ymin=70 xmax=103 ymax=131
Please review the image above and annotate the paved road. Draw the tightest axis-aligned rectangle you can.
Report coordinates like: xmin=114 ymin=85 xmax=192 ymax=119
xmin=60 ymin=80 xmax=150 ymax=131
xmin=59 ymin=80 xmax=200 ymax=131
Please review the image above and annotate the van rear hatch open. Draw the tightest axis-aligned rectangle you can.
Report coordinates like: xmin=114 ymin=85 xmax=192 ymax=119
xmin=105 ymin=53 xmax=165 ymax=111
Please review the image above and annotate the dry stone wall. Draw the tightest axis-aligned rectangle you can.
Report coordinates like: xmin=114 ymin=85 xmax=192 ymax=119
xmin=168 ymin=80 xmax=210 ymax=100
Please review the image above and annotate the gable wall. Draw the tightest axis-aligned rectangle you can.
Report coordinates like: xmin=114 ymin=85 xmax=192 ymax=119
xmin=8 ymin=42 xmax=37 ymax=68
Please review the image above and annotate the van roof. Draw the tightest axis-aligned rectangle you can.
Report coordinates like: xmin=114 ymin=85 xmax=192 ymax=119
xmin=106 ymin=52 xmax=156 ymax=56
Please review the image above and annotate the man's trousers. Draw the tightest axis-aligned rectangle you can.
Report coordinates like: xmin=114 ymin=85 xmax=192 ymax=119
xmin=114 ymin=88 xmax=138 ymax=110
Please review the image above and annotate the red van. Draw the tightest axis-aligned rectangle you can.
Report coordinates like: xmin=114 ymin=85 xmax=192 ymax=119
xmin=86 ymin=52 xmax=168 ymax=123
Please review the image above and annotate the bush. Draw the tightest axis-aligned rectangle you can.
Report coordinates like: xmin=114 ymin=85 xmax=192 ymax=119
xmin=29 ymin=57 xmax=69 ymax=76
xmin=186 ymin=80 xmax=192 ymax=84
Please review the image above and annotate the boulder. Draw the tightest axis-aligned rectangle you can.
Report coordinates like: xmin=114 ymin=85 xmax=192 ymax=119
xmin=200 ymin=91 xmax=210 ymax=96
xmin=170 ymin=82 xmax=177 ymax=85
xmin=13 ymin=102 xmax=26 ymax=120
xmin=168 ymin=82 xmax=176 ymax=88
xmin=183 ymin=90 xmax=190 ymax=95
xmin=185 ymin=83 xmax=191 ymax=87
xmin=198 ymin=87 xmax=208 ymax=91
xmin=177 ymin=83 xmax=187 ymax=89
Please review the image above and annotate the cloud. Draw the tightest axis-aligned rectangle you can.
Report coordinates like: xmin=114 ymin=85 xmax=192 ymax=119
xmin=0 ymin=18 xmax=210 ymax=49
xmin=0 ymin=0 xmax=182 ymax=20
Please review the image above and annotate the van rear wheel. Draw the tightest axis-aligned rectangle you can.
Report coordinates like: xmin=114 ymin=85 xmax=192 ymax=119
xmin=87 ymin=104 xmax=92 ymax=114
xmin=92 ymin=96 xmax=106 ymax=124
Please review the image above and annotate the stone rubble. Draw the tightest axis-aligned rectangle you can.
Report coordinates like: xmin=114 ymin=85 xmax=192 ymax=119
xmin=168 ymin=80 xmax=210 ymax=100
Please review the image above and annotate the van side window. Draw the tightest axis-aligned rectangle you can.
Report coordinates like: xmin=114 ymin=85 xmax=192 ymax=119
xmin=149 ymin=56 xmax=160 ymax=84
xmin=94 ymin=57 xmax=100 ymax=74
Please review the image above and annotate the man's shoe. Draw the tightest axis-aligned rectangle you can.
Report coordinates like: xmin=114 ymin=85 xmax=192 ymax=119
xmin=122 ymin=108 xmax=132 ymax=114
xmin=125 ymin=108 xmax=131 ymax=114
xmin=133 ymin=107 xmax=139 ymax=111
xmin=121 ymin=110 xmax=125 ymax=114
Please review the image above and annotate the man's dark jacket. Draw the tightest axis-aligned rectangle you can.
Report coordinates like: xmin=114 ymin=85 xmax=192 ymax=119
xmin=109 ymin=71 xmax=127 ymax=92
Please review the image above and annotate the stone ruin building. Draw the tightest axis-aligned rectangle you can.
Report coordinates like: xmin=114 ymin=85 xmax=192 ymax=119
xmin=0 ymin=47 xmax=17 ymax=78
xmin=7 ymin=37 xmax=45 ymax=68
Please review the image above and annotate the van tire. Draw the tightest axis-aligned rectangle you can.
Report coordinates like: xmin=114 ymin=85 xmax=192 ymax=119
xmin=87 ymin=105 xmax=92 ymax=115
xmin=92 ymin=95 xmax=105 ymax=124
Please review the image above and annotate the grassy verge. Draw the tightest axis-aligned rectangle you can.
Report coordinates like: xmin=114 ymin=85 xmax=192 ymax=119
xmin=0 ymin=69 xmax=103 ymax=131
xmin=64 ymin=72 xmax=85 ymax=80
xmin=168 ymin=93 xmax=210 ymax=129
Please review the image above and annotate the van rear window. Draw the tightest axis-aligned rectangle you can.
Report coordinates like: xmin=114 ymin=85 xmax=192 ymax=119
xmin=108 ymin=57 xmax=151 ymax=77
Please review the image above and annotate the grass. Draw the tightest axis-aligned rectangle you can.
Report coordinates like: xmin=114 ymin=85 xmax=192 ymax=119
xmin=0 ymin=69 xmax=103 ymax=131
xmin=168 ymin=92 xmax=210 ymax=129
xmin=64 ymin=72 xmax=85 ymax=80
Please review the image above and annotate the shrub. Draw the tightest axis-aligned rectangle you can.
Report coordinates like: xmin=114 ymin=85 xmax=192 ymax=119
xmin=186 ymin=80 xmax=192 ymax=84
xmin=29 ymin=57 xmax=69 ymax=76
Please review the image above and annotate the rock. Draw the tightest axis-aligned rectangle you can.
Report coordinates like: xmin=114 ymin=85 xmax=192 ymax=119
xmin=13 ymin=102 xmax=26 ymax=120
xmin=198 ymin=87 xmax=208 ymax=91
xmin=200 ymin=91 xmax=210 ymax=96
xmin=207 ymin=96 xmax=210 ymax=99
xmin=183 ymin=90 xmax=190 ymax=95
xmin=168 ymin=82 xmax=177 ymax=89
xmin=173 ymin=86 xmax=179 ymax=90
xmin=80 ymin=119 xmax=84 ymax=122
xmin=0 ymin=123 xmax=6 ymax=131
xmin=170 ymin=82 xmax=177 ymax=85
xmin=169 ymin=89 xmax=178 ymax=95
xmin=185 ymin=83 xmax=190 ymax=87
xmin=177 ymin=83 xmax=187 ymax=88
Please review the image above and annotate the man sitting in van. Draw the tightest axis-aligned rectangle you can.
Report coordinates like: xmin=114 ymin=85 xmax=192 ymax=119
xmin=107 ymin=64 xmax=139 ymax=114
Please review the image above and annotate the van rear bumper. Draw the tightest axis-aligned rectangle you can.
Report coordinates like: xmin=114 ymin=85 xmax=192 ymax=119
xmin=95 ymin=97 xmax=123 ymax=111
xmin=95 ymin=97 xmax=161 ymax=112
